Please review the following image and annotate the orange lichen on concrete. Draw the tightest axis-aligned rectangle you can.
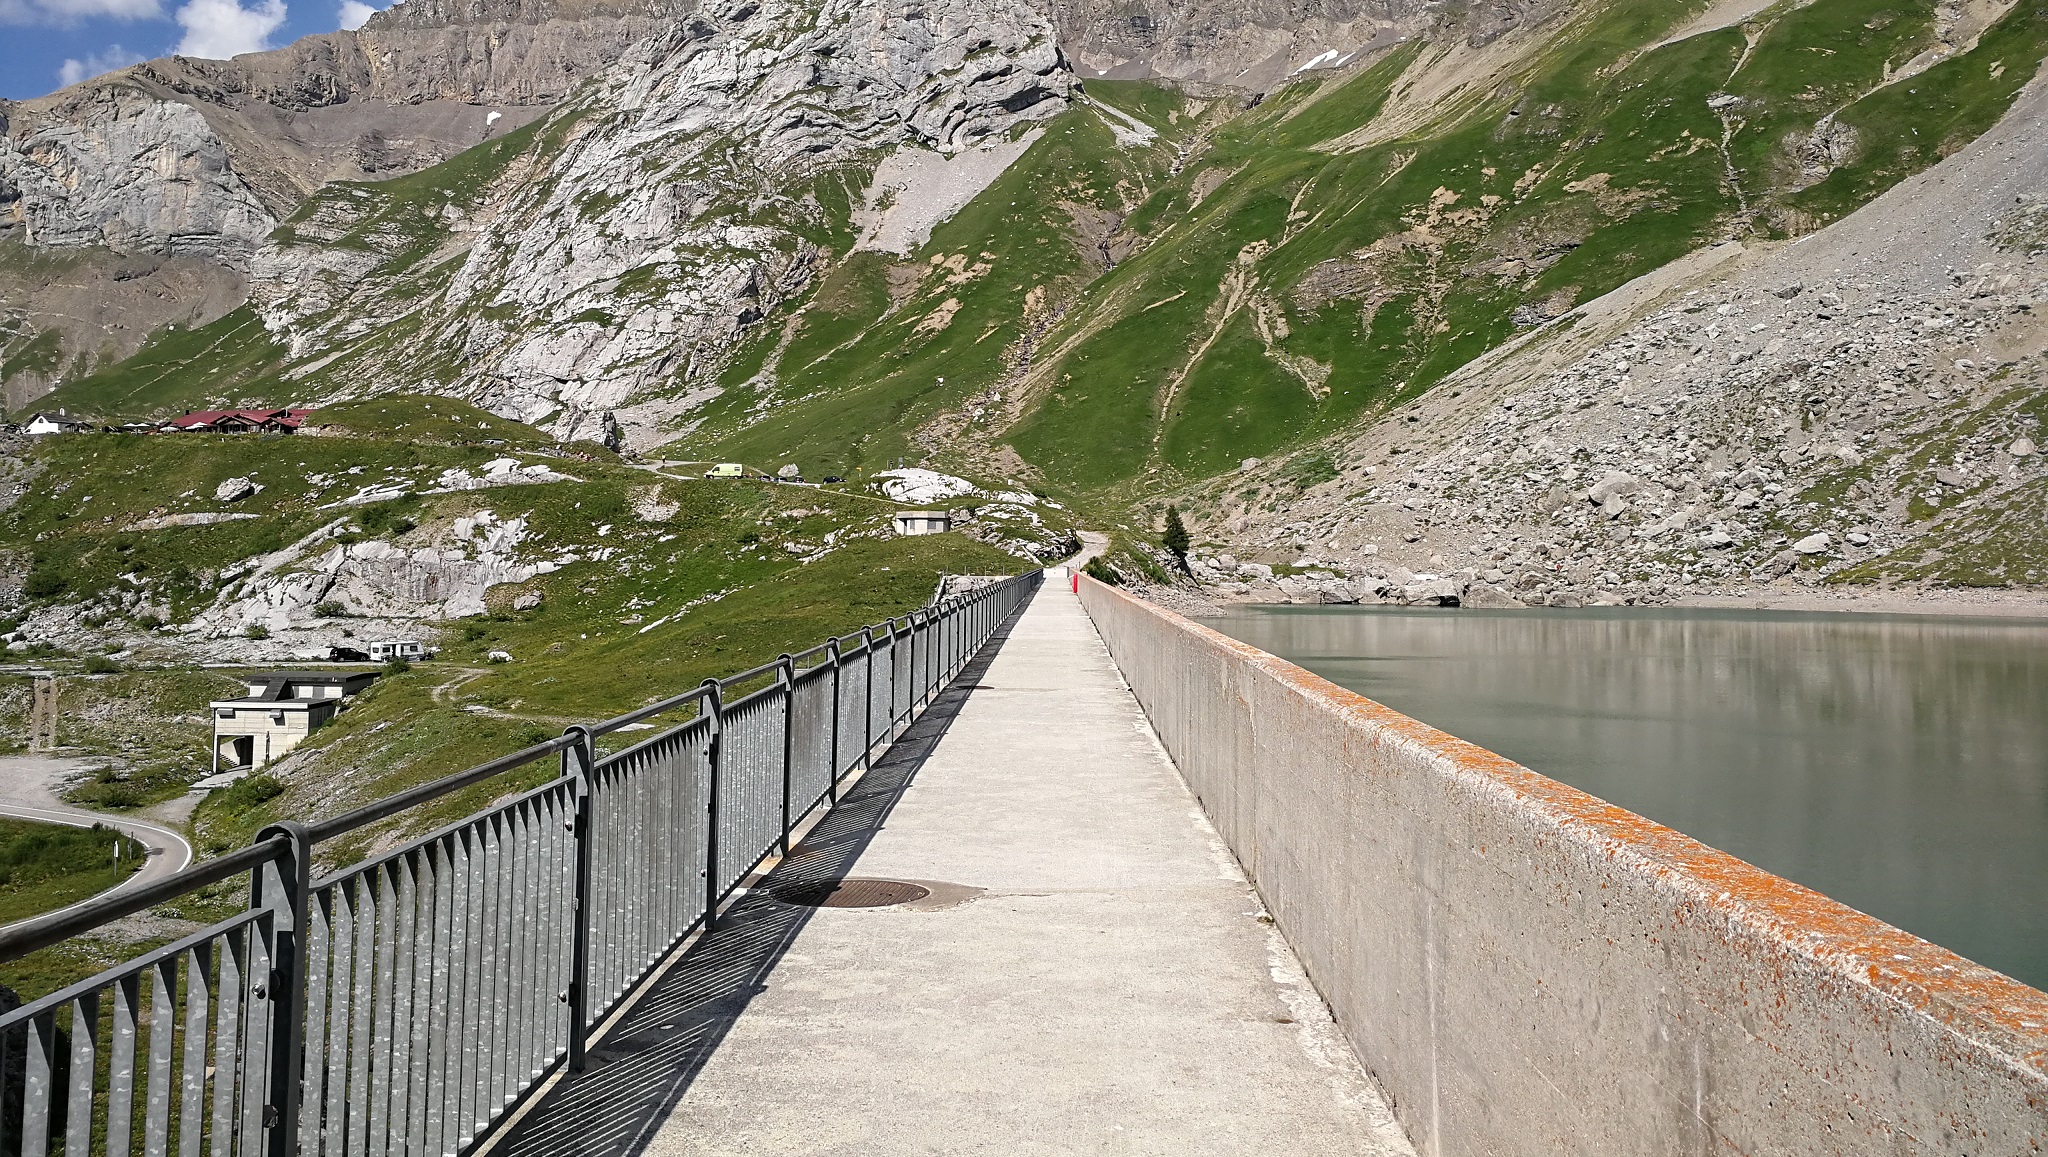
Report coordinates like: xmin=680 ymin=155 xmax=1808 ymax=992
xmin=1079 ymin=576 xmax=2048 ymax=1071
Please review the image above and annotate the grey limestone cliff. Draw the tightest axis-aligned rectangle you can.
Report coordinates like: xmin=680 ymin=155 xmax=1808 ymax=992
xmin=0 ymin=0 xmax=692 ymax=264
xmin=250 ymin=0 xmax=1077 ymax=444
xmin=0 ymin=84 xmax=275 ymax=262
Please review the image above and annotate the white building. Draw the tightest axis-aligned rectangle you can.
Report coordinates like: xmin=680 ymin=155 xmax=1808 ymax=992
xmin=211 ymin=670 xmax=378 ymax=772
xmin=23 ymin=411 xmax=88 ymax=435
xmin=892 ymin=510 xmax=951 ymax=535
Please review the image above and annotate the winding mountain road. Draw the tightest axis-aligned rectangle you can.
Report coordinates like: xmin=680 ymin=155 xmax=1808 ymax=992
xmin=0 ymin=756 xmax=195 ymax=929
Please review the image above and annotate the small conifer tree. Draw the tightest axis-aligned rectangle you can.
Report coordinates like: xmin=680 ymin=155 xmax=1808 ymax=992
xmin=1161 ymin=505 xmax=1190 ymax=567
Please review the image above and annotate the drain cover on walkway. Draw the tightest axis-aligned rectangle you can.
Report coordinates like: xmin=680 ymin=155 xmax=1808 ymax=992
xmin=775 ymin=878 xmax=931 ymax=908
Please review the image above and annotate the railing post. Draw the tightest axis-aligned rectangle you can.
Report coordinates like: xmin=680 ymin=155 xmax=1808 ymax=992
xmin=702 ymin=679 xmax=724 ymax=933
xmin=251 ymin=821 xmax=310 ymax=1157
xmin=921 ymin=610 xmax=933 ymax=712
xmin=888 ymin=618 xmax=902 ymax=736
xmin=777 ymin=654 xmax=795 ymax=856
xmin=827 ymin=637 xmax=842 ymax=805
xmin=559 ymin=725 xmax=596 ymax=1073
xmin=908 ymin=610 xmax=923 ymax=714
xmin=864 ymin=627 xmax=876 ymax=768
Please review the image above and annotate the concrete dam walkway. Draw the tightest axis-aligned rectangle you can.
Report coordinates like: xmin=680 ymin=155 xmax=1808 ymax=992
xmin=497 ymin=578 xmax=1412 ymax=1156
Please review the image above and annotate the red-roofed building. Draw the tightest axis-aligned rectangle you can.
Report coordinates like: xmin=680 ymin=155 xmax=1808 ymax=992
xmin=166 ymin=408 xmax=313 ymax=434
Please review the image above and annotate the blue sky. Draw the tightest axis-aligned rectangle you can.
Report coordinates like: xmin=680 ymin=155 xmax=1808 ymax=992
xmin=1 ymin=0 xmax=387 ymax=100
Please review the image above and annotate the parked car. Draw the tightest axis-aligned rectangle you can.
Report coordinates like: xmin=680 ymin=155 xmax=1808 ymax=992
xmin=328 ymin=645 xmax=370 ymax=662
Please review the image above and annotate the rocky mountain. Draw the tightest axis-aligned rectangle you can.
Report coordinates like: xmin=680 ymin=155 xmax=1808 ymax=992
xmin=247 ymin=0 xmax=1076 ymax=443
xmin=1049 ymin=0 xmax=1559 ymax=88
xmin=1191 ymin=68 xmax=2048 ymax=605
xmin=1 ymin=0 xmax=690 ymax=257
xmin=0 ymin=0 xmax=688 ymax=398
xmin=5 ymin=0 xmax=2047 ymax=602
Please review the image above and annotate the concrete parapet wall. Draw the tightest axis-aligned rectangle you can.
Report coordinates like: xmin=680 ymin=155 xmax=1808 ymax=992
xmin=1075 ymin=576 xmax=2048 ymax=1154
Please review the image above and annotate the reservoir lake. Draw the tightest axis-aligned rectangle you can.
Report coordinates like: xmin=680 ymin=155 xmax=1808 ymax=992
xmin=1210 ymin=605 xmax=2048 ymax=991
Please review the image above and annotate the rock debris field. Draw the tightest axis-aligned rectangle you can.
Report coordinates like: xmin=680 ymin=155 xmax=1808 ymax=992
xmin=1199 ymin=78 xmax=2048 ymax=609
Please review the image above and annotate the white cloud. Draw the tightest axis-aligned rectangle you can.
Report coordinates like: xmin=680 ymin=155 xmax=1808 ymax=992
xmin=2 ymin=0 xmax=161 ymax=24
xmin=335 ymin=0 xmax=374 ymax=28
xmin=57 ymin=43 xmax=145 ymax=85
xmin=172 ymin=0 xmax=285 ymax=57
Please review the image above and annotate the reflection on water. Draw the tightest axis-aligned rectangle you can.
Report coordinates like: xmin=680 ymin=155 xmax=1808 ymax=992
xmin=1210 ymin=605 xmax=2048 ymax=991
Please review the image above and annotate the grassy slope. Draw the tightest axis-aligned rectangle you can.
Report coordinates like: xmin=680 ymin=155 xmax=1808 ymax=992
xmin=0 ymin=399 xmax=1023 ymax=858
xmin=28 ymin=307 xmax=290 ymax=421
xmin=0 ymin=818 xmax=142 ymax=925
xmin=3 ymin=398 xmax=564 ymax=622
xmin=650 ymin=0 xmax=2046 ymax=520
xmin=1003 ymin=0 xmax=2048 ymax=501
xmin=194 ymin=526 xmax=1017 ymax=865
xmin=681 ymin=82 xmax=1199 ymax=481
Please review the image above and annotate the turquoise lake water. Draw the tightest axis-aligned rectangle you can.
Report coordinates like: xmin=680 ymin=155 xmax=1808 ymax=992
xmin=1210 ymin=605 xmax=2048 ymax=992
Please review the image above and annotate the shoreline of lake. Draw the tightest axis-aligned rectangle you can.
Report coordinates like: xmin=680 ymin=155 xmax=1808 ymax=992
xmin=1163 ymin=584 xmax=2048 ymax=620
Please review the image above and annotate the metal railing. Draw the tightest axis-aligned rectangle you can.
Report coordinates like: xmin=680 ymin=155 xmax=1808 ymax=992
xmin=0 ymin=569 xmax=1041 ymax=1157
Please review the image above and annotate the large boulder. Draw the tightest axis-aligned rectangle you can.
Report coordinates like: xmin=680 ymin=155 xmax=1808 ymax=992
xmin=1403 ymin=577 xmax=1462 ymax=606
xmin=215 ymin=476 xmax=258 ymax=503
xmin=1586 ymin=471 xmax=1640 ymax=504
xmin=1462 ymin=581 xmax=1525 ymax=609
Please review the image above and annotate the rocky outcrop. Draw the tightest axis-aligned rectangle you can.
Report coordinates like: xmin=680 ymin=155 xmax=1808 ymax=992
xmin=194 ymin=508 xmax=573 ymax=633
xmin=1187 ymin=550 xmax=1536 ymax=607
xmin=0 ymin=84 xmax=276 ymax=261
xmin=251 ymin=0 xmax=1077 ymax=443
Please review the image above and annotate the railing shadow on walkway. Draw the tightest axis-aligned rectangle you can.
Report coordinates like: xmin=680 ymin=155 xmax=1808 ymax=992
xmin=488 ymin=595 xmax=1032 ymax=1157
